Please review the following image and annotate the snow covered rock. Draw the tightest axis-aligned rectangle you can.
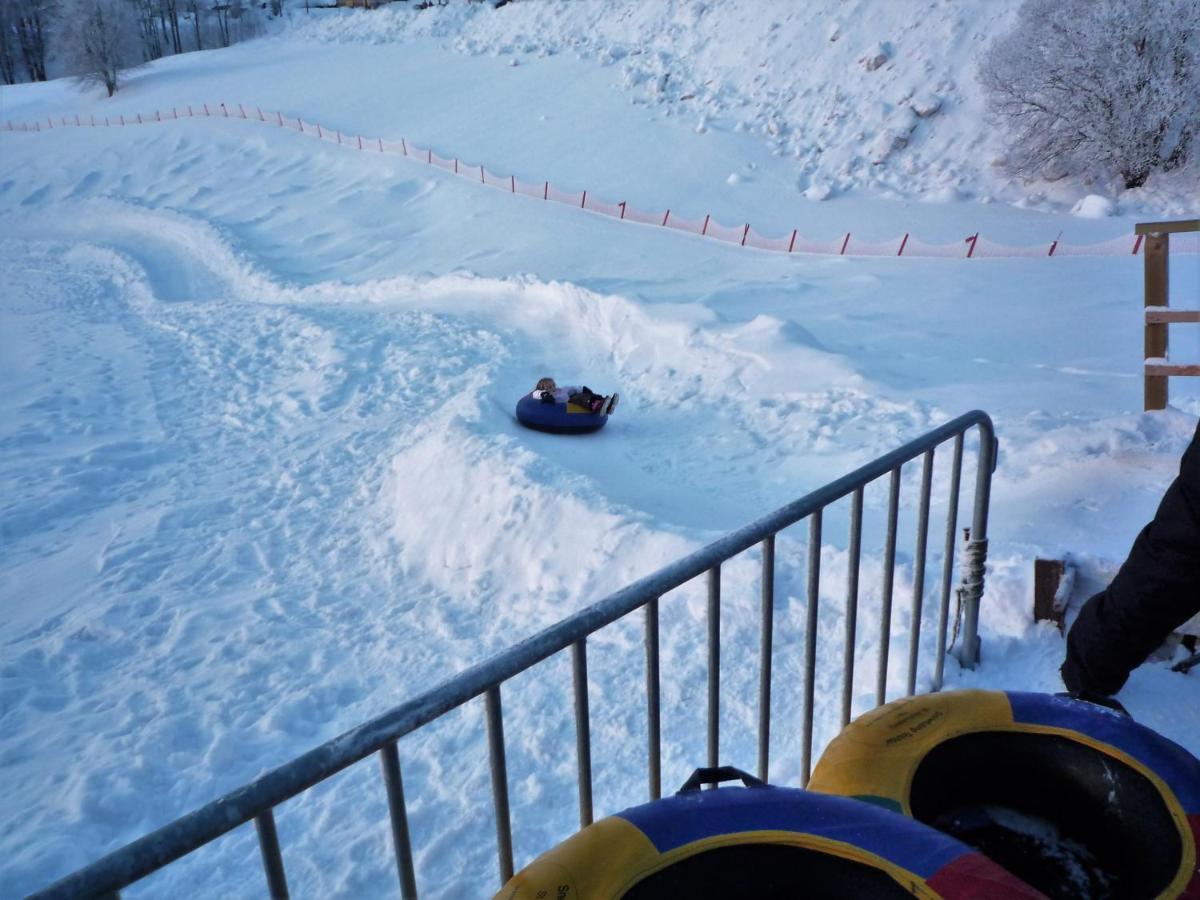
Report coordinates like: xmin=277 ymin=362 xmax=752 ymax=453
xmin=1071 ymin=194 xmax=1116 ymax=218
xmin=910 ymin=92 xmax=942 ymax=118
xmin=861 ymin=42 xmax=890 ymax=71
xmin=803 ymin=179 xmax=834 ymax=200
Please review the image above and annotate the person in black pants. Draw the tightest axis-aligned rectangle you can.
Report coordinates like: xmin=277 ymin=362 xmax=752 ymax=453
xmin=1061 ymin=420 xmax=1200 ymax=706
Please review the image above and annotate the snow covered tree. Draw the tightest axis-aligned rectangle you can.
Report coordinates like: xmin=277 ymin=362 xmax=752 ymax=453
xmin=54 ymin=0 xmax=142 ymax=96
xmin=979 ymin=0 xmax=1199 ymax=188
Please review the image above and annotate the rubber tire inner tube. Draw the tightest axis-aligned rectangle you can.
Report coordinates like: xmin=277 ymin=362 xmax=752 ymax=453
xmin=622 ymin=842 xmax=917 ymax=899
xmin=909 ymin=730 xmax=1180 ymax=900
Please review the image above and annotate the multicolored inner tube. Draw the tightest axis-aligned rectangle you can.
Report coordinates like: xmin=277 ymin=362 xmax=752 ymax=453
xmin=495 ymin=767 xmax=1042 ymax=899
xmin=515 ymin=393 xmax=608 ymax=435
xmin=809 ymin=690 xmax=1200 ymax=899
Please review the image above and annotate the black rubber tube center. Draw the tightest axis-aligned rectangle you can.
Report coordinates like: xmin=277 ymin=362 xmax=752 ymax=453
xmin=621 ymin=842 xmax=913 ymax=899
xmin=910 ymin=731 xmax=1180 ymax=900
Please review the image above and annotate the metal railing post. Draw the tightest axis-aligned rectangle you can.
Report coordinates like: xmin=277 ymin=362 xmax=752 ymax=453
xmin=906 ymin=450 xmax=935 ymax=696
xmin=254 ymin=810 xmax=289 ymax=899
xmin=380 ymin=742 xmax=418 ymax=900
xmin=572 ymin=640 xmax=593 ymax=826
xmin=800 ymin=511 xmax=822 ymax=786
xmin=842 ymin=489 xmax=863 ymax=727
xmin=757 ymin=536 xmax=775 ymax=781
xmin=876 ymin=468 xmax=901 ymax=706
xmin=958 ymin=421 xmax=997 ymax=668
xmin=707 ymin=565 xmax=721 ymax=778
xmin=645 ymin=598 xmax=661 ymax=801
xmin=485 ymin=687 xmax=513 ymax=886
xmin=933 ymin=436 xmax=964 ymax=691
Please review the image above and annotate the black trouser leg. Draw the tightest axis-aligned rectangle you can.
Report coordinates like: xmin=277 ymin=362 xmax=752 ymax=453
xmin=1062 ymin=423 xmax=1200 ymax=695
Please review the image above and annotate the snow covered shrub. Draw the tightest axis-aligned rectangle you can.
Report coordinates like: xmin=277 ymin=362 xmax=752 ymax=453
xmin=979 ymin=0 xmax=1200 ymax=188
xmin=53 ymin=0 xmax=142 ymax=96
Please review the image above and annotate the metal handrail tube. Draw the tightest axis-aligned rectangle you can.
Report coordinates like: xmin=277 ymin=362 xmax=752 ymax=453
xmin=253 ymin=810 xmax=288 ymax=899
xmin=645 ymin=598 xmax=661 ymax=801
xmin=876 ymin=467 xmax=901 ymax=706
xmin=906 ymin=450 xmax=935 ymax=696
xmin=959 ymin=423 xmax=997 ymax=668
xmin=757 ymin=535 xmax=775 ymax=781
xmin=572 ymin=640 xmax=593 ymax=827
xmin=485 ymin=686 xmax=513 ymax=885
xmin=841 ymin=488 xmax=863 ymax=728
xmin=32 ymin=411 xmax=994 ymax=900
xmin=933 ymin=436 xmax=965 ymax=691
xmin=707 ymin=565 xmax=721 ymax=777
xmin=379 ymin=742 xmax=418 ymax=900
xmin=800 ymin=510 xmax=822 ymax=786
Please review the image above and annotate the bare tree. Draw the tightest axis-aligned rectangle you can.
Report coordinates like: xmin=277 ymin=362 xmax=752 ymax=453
xmin=161 ymin=0 xmax=182 ymax=53
xmin=979 ymin=0 xmax=1199 ymax=188
xmin=1 ymin=0 xmax=55 ymax=82
xmin=54 ymin=0 xmax=142 ymax=96
xmin=0 ymin=3 xmax=19 ymax=84
xmin=184 ymin=0 xmax=202 ymax=50
xmin=130 ymin=0 xmax=163 ymax=59
xmin=212 ymin=0 xmax=229 ymax=47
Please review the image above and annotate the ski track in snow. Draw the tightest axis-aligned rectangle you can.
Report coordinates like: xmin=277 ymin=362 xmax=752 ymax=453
xmin=2 ymin=16 xmax=1199 ymax=898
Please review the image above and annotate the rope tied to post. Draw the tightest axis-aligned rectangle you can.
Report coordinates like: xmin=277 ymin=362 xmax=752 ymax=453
xmin=959 ymin=537 xmax=988 ymax=603
xmin=949 ymin=533 xmax=988 ymax=655
xmin=962 ymin=537 xmax=989 ymax=648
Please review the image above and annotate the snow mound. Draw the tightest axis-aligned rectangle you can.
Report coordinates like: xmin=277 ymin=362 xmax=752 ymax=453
xmin=1071 ymin=194 xmax=1117 ymax=219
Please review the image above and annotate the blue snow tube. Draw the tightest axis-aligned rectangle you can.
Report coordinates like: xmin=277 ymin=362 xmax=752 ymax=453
xmin=516 ymin=393 xmax=608 ymax=435
xmin=495 ymin=766 xmax=1044 ymax=899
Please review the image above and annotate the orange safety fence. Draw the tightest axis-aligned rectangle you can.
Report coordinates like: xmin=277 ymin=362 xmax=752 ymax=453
xmin=6 ymin=104 xmax=1198 ymax=260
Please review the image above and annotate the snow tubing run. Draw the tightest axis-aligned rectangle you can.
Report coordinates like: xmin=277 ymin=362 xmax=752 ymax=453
xmin=808 ymin=690 xmax=1200 ymax=899
xmin=495 ymin=766 xmax=1042 ymax=899
xmin=515 ymin=394 xmax=607 ymax=434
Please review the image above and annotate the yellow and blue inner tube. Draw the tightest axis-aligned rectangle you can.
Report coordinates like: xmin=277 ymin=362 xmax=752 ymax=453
xmin=496 ymin=767 xmax=1042 ymax=899
xmin=809 ymin=690 xmax=1200 ymax=899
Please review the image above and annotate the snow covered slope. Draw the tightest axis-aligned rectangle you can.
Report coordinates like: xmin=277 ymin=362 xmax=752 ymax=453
xmin=1 ymin=2 xmax=1198 ymax=897
xmin=291 ymin=0 xmax=1198 ymax=216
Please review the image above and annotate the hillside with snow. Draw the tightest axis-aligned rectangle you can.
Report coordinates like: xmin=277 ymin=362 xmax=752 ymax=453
xmin=2 ymin=1 xmax=1198 ymax=897
xmin=289 ymin=0 xmax=1198 ymax=217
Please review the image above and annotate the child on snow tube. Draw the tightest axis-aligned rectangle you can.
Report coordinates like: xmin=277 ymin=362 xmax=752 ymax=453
xmin=531 ymin=376 xmax=619 ymax=415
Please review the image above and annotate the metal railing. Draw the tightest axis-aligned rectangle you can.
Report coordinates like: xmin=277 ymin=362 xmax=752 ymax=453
xmin=31 ymin=410 xmax=997 ymax=899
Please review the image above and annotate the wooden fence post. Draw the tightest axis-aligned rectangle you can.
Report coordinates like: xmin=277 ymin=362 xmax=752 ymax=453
xmin=1138 ymin=219 xmax=1200 ymax=412
xmin=1143 ymin=231 xmax=1169 ymax=411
